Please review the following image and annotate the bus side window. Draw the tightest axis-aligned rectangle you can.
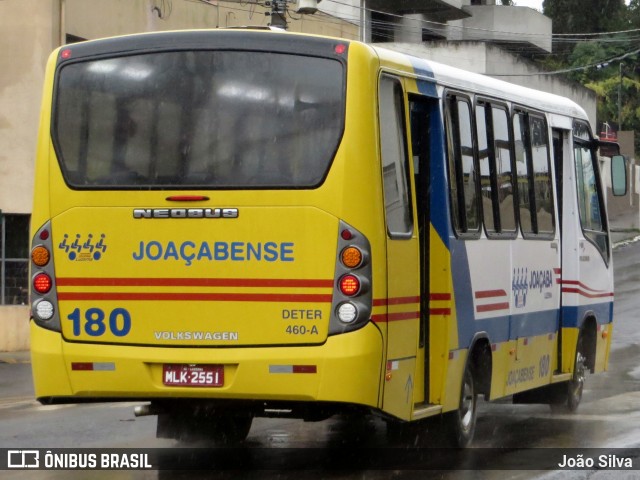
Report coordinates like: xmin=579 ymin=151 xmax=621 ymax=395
xmin=529 ymin=114 xmax=555 ymax=235
xmin=445 ymin=94 xmax=480 ymax=236
xmin=513 ymin=110 xmax=555 ymax=238
xmin=513 ymin=111 xmax=535 ymax=235
xmin=475 ymin=100 xmax=517 ymax=237
xmin=574 ymin=121 xmax=609 ymax=262
xmin=491 ymin=105 xmax=517 ymax=234
xmin=379 ymin=76 xmax=413 ymax=238
xmin=475 ymin=102 xmax=496 ymax=233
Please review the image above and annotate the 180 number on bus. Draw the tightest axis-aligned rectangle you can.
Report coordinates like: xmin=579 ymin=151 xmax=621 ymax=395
xmin=67 ymin=308 xmax=132 ymax=337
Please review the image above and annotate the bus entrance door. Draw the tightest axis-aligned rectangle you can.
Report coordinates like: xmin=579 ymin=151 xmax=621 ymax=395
xmin=378 ymin=75 xmax=421 ymax=420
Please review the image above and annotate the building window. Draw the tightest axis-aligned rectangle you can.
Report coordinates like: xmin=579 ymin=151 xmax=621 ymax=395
xmin=1 ymin=214 xmax=30 ymax=305
xmin=371 ymin=11 xmax=396 ymax=43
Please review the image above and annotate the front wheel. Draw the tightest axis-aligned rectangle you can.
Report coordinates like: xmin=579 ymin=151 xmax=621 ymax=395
xmin=442 ymin=365 xmax=477 ymax=447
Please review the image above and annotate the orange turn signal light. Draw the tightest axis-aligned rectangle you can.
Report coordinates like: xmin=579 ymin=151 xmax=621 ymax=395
xmin=31 ymin=246 xmax=50 ymax=267
xmin=341 ymin=247 xmax=363 ymax=268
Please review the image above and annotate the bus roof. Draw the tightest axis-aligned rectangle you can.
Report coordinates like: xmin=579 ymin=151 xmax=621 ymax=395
xmin=370 ymin=43 xmax=588 ymax=122
xmin=55 ymin=28 xmax=587 ymax=123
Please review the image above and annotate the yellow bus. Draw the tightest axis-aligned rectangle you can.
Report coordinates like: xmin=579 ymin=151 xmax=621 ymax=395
xmin=30 ymin=29 xmax=626 ymax=447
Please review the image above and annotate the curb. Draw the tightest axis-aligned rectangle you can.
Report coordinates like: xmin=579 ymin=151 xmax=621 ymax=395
xmin=0 ymin=354 xmax=31 ymax=365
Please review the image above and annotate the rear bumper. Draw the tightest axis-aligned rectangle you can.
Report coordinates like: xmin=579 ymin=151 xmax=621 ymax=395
xmin=31 ymin=321 xmax=383 ymax=408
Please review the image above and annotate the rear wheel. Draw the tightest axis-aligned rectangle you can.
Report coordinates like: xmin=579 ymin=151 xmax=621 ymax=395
xmin=442 ymin=365 xmax=477 ymax=447
xmin=550 ymin=336 xmax=586 ymax=413
xmin=567 ymin=337 xmax=586 ymax=412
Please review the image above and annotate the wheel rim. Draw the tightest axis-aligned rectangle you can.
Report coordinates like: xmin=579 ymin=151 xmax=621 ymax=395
xmin=570 ymin=351 xmax=585 ymax=400
xmin=460 ymin=372 xmax=475 ymax=433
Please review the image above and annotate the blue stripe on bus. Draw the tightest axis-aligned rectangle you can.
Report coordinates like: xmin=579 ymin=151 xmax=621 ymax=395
xmin=510 ymin=309 xmax=558 ymax=339
xmin=471 ymin=302 xmax=613 ymax=344
xmin=410 ymin=58 xmax=437 ymax=98
xmin=560 ymin=302 xmax=613 ymax=328
xmin=407 ymin=56 xmax=450 ymax=246
xmin=429 ymin=103 xmax=450 ymax=248
xmin=450 ymin=238 xmax=477 ymax=346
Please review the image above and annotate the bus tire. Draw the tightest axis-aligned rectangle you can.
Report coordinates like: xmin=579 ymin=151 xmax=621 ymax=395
xmin=550 ymin=336 xmax=586 ymax=413
xmin=442 ymin=365 xmax=477 ymax=447
xmin=567 ymin=336 xmax=586 ymax=412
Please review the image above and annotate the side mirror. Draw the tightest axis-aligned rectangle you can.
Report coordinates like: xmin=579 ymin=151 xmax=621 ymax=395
xmin=611 ymin=154 xmax=627 ymax=196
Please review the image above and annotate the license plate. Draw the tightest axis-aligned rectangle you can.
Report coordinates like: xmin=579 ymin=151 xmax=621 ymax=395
xmin=162 ymin=364 xmax=224 ymax=387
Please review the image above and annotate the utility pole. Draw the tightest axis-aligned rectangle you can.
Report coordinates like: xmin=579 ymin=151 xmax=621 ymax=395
xmin=618 ymin=61 xmax=623 ymax=132
xmin=360 ymin=0 xmax=367 ymax=42
xmin=269 ymin=0 xmax=288 ymax=29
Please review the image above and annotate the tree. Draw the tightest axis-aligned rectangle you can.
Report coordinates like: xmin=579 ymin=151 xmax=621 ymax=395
xmin=628 ymin=0 xmax=640 ymax=28
xmin=543 ymin=0 xmax=626 ymax=34
xmin=537 ymin=1 xmax=640 ymax=153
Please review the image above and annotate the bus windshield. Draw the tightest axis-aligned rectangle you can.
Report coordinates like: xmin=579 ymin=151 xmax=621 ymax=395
xmin=53 ymin=50 xmax=345 ymax=189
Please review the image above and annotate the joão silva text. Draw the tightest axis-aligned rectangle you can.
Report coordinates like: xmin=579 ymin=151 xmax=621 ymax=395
xmin=558 ymin=454 xmax=633 ymax=469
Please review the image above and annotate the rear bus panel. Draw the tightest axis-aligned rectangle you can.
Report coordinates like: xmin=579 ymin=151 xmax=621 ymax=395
xmin=30 ymin=33 xmax=388 ymax=412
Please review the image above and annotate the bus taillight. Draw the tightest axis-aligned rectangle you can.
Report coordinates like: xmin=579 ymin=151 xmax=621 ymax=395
xmin=341 ymin=246 xmax=363 ymax=268
xmin=339 ymin=274 xmax=360 ymax=296
xmin=341 ymin=229 xmax=354 ymax=240
xmin=337 ymin=302 xmax=358 ymax=323
xmin=34 ymin=300 xmax=55 ymax=321
xmin=329 ymin=220 xmax=373 ymax=335
xmin=33 ymin=273 xmax=52 ymax=294
xmin=31 ymin=245 xmax=50 ymax=267
xmin=30 ymin=221 xmax=61 ymax=332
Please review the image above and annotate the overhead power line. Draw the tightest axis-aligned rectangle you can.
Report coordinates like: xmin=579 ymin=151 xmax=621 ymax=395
xmin=188 ymin=0 xmax=640 ymax=49
xmin=186 ymin=0 xmax=640 ymax=65
xmin=492 ymin=45 xmax=640 ymax=77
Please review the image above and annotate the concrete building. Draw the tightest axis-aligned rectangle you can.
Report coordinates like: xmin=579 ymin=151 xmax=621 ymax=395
xmin=363 ymin=0 xmax=597 ymax=129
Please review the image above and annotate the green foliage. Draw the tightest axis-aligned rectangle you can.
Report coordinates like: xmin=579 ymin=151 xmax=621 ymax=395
xmin=543 ymin=0 xmax=626 ymax=34
xmin=541 ymin=1 xmax=640 ymax=153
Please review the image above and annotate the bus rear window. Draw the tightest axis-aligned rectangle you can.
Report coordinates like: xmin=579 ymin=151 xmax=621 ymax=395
xmin=52 ymin=51 xmax=345 ymax=189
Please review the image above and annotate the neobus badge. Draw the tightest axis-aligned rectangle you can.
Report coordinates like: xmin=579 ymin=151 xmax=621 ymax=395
xmin=133 ymin=208 xmax=239 ymax=219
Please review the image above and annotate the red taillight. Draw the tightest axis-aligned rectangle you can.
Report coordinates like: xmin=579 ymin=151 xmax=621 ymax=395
xmin=33 ymin=273 xmax=52 ymax=294
xmin=341 ymin=229 xmax=354 ymax=241
xmin=339 ymin=274 xmax=360 ymax=296
xmin=39 ymin=230 xmax=50 ymax=241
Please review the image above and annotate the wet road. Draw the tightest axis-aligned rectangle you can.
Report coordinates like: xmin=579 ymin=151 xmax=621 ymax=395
xmin=2 ymin=242 xmax=640 ymax=478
